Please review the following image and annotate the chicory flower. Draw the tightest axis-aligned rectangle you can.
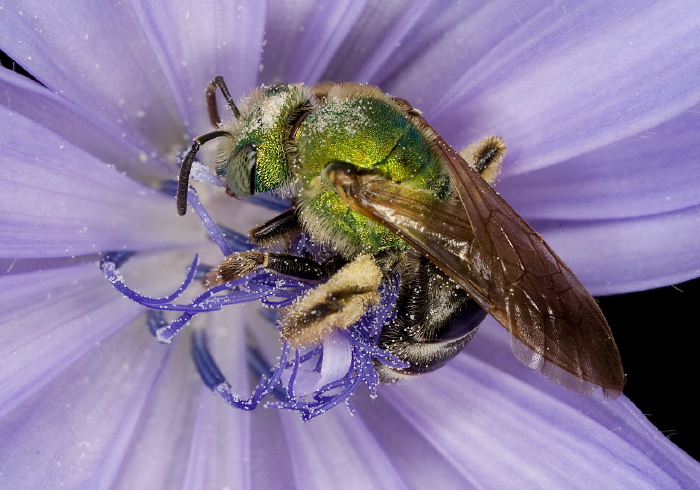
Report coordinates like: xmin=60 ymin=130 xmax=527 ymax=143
xmin=1 ymin=1 xmax=699 ymax=488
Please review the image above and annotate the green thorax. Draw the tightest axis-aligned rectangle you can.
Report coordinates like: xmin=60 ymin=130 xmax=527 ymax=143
xmin=296 ymin=91 xmax=450 ymax=254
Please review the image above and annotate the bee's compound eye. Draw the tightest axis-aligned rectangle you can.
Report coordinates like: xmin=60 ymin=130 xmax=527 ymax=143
xmin=226 ymin=144 xmax=257 ymax=196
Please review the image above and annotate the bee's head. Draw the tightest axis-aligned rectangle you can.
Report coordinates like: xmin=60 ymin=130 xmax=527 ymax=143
xmin=216 ymin=83 xmax=315 ymax=197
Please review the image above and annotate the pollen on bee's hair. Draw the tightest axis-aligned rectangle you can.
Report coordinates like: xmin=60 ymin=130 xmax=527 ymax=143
xmin=101 ymin=187 xmax=404 ymax=418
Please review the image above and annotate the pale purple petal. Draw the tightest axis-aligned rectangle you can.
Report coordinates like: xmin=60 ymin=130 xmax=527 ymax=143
xmin=0 ymin=69 xmax=172 ymax=184
xmin=535 ymin=206 xmax=700 ymax=295
xmin=110 ymin=339 xmax=216 ymax=489
xmin=382 ymin=320 xmax=700 ymax=488
xmin=179 ymin=313 xmax=251 ymax=489
xmin=429 ymin=1 xmax=700 ymax=172
xmin=0 ymin=107 xmax=203 ymax=257
xmin=264 ymin=0 xmax=368 ymax=84
xmin=323 ymin=0 xmax=451 ymax=84
xmin=0 ymin=1 xmax=186 ymax=156
xmin=0 ymin=256 xmax=98 ymax=277
xmin=250 ymin=408 xmax=296 ymax=487
xmin=0 ymin=264 xmax=141 ymax=415
xmin=0 ymin=252 xmax=201 ymax=414
xmin=381 ymin=1 xmax=552 ymax=104
xmin=259 ymin=0 xmax=321 ymax=84
xmin=0 ymin=323 xmax=169 ymax=489
xmin=182 ymin=385 xmax=253 ymax=490
xmin=354 ymin=395 xmax=475 ymax=487
xmin=279 ymin=409 xmax=408 ymax=488
xmin=498 ymin=104 xmax=700 ymax=220
xmin=129 ymin=0 xmax=267 ymax=135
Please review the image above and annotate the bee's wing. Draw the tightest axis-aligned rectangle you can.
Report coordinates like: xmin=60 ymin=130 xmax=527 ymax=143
xmin=328 ymin=135 xmax=625 ymax=397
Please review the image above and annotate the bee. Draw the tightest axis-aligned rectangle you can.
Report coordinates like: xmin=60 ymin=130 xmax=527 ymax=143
xmin=177 ymin=77 xmax=625 ymax=397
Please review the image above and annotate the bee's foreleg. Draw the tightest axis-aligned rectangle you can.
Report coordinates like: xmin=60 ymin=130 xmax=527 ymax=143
xmin=248 ymin=209 xmax=301 ymax=246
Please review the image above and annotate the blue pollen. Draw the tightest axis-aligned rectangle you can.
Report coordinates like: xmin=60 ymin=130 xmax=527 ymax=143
xmin=101 ymin=180 xmax=407 ymax=418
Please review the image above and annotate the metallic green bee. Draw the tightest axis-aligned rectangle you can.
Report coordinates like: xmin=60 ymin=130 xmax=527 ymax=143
xmin=177 ymin=77 xmax=625 ymax=397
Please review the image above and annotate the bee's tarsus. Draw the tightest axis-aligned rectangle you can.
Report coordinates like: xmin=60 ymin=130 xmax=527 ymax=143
xmin=204 ymin=250 xmax=265 ymax=287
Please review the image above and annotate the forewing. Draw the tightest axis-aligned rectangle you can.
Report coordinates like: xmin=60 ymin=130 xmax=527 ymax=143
xmin=328 ymin=138 xmax=624 ymax=397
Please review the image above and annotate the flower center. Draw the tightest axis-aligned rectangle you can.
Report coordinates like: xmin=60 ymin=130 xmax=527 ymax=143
xmin=101 ymin=177 xmax=405 ymax=419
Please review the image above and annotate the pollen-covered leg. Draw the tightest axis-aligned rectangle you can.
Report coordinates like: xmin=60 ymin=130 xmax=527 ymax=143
xmin=205 ymin=249 xmax=348 ymax=288
xmin=459 ymin=135 xmax=506 ymax=185
xmin=204 ymin=250 xmax=266 ymax=287
xmin=280 ymin=254 xmax=383 ymax=347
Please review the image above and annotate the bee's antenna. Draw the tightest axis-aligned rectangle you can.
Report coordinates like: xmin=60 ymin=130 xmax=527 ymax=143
xmin=206 ymin=76 xmax=241 ymax=125
xmin=178 ymin=76 xmax=240 ymax=216
xmin=177 ymin=130 xmax=229 ymax=216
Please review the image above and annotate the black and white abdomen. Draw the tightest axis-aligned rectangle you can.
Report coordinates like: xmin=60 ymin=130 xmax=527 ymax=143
xmin=376 ymin=254 xmax=486 ymax=381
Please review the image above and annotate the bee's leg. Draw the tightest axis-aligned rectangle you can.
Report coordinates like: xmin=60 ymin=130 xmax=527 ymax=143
xmin=204 ymin=250 xmax=346 ymax=288
xmin=206 ymin=251 xmax=382 ymax=347
xmin=205 ymin=75 xmax=241 ymax=126
xmin=248 ymin=209 xmax=301 ymax=247
xmin=279 ymin=254 xmax=383 ymax=347
xmin=459 ymin=135 xmax=506 ymax=185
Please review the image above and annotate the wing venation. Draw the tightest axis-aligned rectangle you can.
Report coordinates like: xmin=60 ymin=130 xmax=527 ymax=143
xmin=326 ymin=129 xmax=624 ymax=397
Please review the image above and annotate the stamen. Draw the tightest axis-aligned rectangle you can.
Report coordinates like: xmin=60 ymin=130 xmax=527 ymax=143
xmin=191 ymin=329 xmax=227 ymax=387
xmin=100 ymin=253 xmax=203 ymax=308
xmin=191 ymin=330 xmax=290 ymax=410
xmin=216 ymin=225 xmax=256 ymax=253
xmin=247 ymin=346 xmax=289 ymax=401
xmin=186 ymin=187 xmax=233 ymax=256
xmin=147 ymin=310 xmax=168 ymax=337
xmin=154 ymin=273 xmax=304 ymax=343
xmin=102 ymin=251 xmax=134 ymax=269
xmin=247 ymin=192 xmax=293 ymax=211
xmin=103 ymin=179 xmax=404 ymax=418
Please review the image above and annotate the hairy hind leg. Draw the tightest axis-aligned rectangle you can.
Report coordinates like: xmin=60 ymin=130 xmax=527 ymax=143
xmin=459 ymin=135 xmax=506 ymax=185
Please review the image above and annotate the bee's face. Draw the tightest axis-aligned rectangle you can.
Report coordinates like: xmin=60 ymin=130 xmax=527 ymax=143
xmin=215 ymin=84 xmax=314 ymax=197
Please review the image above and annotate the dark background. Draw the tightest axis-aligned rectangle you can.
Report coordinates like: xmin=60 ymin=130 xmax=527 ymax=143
xmin=598 ymin=276 xmax=699 ymax=462
xmin=1 ymin=50 xmax=697 ymax=462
